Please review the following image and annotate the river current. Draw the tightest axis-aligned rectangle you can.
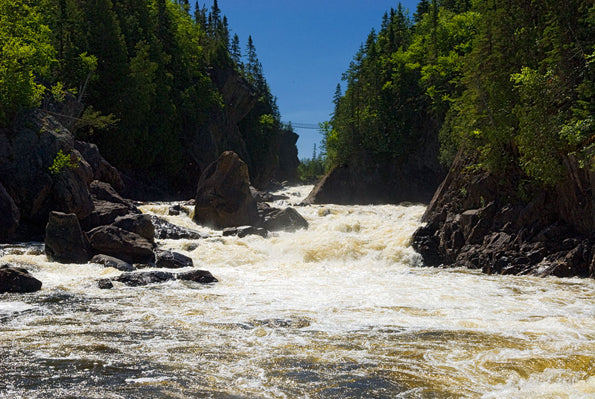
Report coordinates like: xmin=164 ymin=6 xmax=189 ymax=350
xmin=0 ymin=185 xmax=593 ymax=398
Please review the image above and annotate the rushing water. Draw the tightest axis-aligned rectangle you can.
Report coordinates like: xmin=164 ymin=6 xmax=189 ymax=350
xmin=0 ymin=185 xmax=594 ymax=398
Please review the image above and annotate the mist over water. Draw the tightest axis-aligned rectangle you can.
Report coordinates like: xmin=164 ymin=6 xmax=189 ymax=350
xmin=1 ymin=186 xmax=594 ymax=398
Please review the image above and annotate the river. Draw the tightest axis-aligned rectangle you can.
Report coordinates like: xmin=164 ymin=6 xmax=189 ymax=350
xmin=0 ymin=185 xmax=593 ymax=398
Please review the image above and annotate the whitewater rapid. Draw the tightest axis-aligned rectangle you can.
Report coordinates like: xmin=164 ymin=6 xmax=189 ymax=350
xmin=0 ymin=185 xmax=593 ymax=398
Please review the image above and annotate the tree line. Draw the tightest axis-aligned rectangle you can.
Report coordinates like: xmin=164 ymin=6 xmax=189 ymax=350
xmin=0 ymin=0 xmax=283 ymax=186
xmin=324 ymin=0 xmax=593 ymax=188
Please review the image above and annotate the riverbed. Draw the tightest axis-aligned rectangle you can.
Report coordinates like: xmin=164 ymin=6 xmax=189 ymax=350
xmin=1 ymin=186 xmax=593 ymax=398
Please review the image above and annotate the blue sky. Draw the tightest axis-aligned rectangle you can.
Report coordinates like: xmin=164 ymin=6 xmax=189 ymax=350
xmin=200 ymin=0 xmax=420 ymax=159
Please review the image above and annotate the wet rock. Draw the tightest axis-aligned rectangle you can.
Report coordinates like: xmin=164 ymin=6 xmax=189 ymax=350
xmin=176 ymin=269 xmax=218 ymax=284
xmin=150 ymin=216 xmax=205 ymax=240
xmin=113 ymin=214 xmax=154 ymax=244
xmin=90 ymin=254 xmax=134 ymax=272
xmin=87 ymin=225 xmax=155 ymax=264
xmin=115 ymin=270 xmax=175 ymax=287
xmin=193 ymin=151 xmax=259 ymax=228
xmin=44 ymin=211 xmax=90 ymax=264
xmin=155 ymin=250 xmax=193 ymax=269
xmin=262 ymin=207 xmax=308 ymax=232
xmin=97 ymin=278 xmax=114 ymax=289
xmin=0 ymin=264 xmax=42 ymax=293
xmin=222 ymin=226 xmax=268 ymax=238
xmin=114 ymin=269 xmax=217 ymax=286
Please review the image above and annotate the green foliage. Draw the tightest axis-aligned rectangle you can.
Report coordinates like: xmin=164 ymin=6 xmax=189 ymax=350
xmin=0 ymin=0 xmax=55 ymax=126
xmin=328 ymin=0 xmax=593 ymax=191
xmin=48 ymin=149 xmax=79 ymax=175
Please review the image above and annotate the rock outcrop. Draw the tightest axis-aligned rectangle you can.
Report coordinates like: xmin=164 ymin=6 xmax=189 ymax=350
xmin=0 ymin=265 xmax=42 ymax=293
xmin=411 ymin=150 xmax=595 ymax=278
xmin=304 ymin=124 xmax=445 ymax=205
xmin=0 ymin=110 xmax=93 ymax=233
xmin=45 ymin=211 xmax=90 ymax=264
xmin=193 ymin=151 xmax=259 ymax=228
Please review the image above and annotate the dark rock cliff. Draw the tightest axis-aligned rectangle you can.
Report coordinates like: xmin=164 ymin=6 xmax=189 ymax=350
xmin=411 ymin=150 xmax=595 ymax=278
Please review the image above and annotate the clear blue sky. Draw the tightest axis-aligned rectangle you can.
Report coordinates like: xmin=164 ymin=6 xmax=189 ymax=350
xmin=199 ymin=1 xmax=420 ymax=159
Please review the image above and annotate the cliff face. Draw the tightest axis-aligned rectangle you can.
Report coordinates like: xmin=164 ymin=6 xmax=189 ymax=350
xmin=412 ymin=150 xmax=595 ymax=278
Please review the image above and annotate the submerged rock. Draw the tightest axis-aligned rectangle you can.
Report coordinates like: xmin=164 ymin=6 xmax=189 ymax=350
xmin=0 ymin=264 xmax=42 ymax=293
xmin=222 ymin=226 xmax=268 ymax=238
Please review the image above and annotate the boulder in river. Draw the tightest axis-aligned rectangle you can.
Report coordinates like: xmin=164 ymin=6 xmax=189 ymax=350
xmin=222 ymin=226 xmax=268 ymax=238
xmin=87 ymin=225 xmax=155 ymax=264
xmin=150 ymin=216 xmax=205 ymax=240
xmin=44 ymin=211 xmax=90 ymax=264
xmin=90 ymin=254 xmax=134 ymax=272
xmin=111 ymin=269 xmax=217 ymax=287
xmin=0 ymin=265 xmax=42 ymax=293
xmin=262 ymin=207 xmax=308 ymax=232
xmin=155 ymin=250 xmax=193 ymax=269
xmin=193 ymin=151 xmax=259 ymax=228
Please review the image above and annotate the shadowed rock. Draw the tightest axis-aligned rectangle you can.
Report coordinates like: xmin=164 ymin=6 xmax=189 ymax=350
xmin=45 ymin=211 xmax=90 ymax=264
xmin=90 ymin=254 xmax=134 ymax=272
xmin=155 ymin=250 xmax=193 ymax=268
xmin=0 ymin=265 xmax=42 ymax=293
xmin=193 ymin=151 xmax=258 ymax=228
xmin=87 ymin=225 xmax=154 ymax=264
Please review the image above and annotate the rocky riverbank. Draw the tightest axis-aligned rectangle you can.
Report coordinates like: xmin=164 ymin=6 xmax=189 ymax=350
xmin=411 ymin=150 xmax=595 ymax=278
xmin=0 ymin=111 xmax=308 ymax=294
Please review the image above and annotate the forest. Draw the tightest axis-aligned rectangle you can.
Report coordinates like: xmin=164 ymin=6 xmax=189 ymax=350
xmin=324 ymin=0 xmax=594 ymax=189
xmin=0 ymin=0 xmax=288 ymax=191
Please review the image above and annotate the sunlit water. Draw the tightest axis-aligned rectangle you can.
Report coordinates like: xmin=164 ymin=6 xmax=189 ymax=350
xmin=0 ymin=186 xmax=593 ymax=398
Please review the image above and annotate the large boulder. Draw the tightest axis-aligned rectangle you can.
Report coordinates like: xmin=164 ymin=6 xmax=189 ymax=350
xmin=0 ymin=265 xmax=42 ymax=293
xmin=87 ymin=225 xmax=155 ymax=264
xmin=0 ymin=182 xmax=19 ymax=242
xmin=193 ymin=151 xmax=259 ymax=228
xmin=44 ymin=211 xmax=90 ymax=264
